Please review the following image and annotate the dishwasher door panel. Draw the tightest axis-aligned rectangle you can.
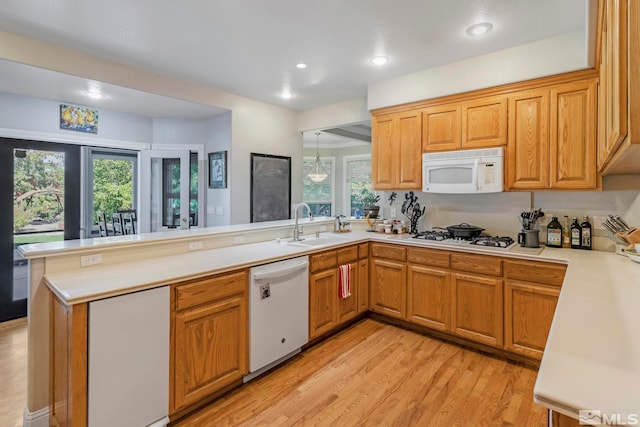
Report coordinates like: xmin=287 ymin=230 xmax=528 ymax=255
xmin=88 ymin=286 xmax=169 ymax=427
xmin=249 ymin=256 xmax=309 ymax=373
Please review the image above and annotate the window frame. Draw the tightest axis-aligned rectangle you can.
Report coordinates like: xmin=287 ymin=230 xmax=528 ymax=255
xmin=302 ymin=155 xmax=336 ymax=217
xmin=343 ymin=154 xmax=373 ymax=218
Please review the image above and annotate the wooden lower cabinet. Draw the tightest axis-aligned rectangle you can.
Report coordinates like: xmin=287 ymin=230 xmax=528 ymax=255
xmin=406 ymin=265 xmax=451 ymax=331
xmin=504 ymin=281 xmax=560 ymax=360
xmin=370 ymin=258 xmax=407 ymax=319
xmin=172 ymin=271 xmax=248 ymax=413
xmin=309 ymin=245 xmax=362 ymax=340
xmin=310 ymin=268 xmax=338 ymax=339
xmin=451 ymin=273 xmax=503 ymax=347
xmin=357 ymin=257 xmax=369 ymax=314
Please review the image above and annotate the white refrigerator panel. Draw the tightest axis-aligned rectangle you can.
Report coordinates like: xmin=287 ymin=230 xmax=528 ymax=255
xmin=88 ymin=286 xmax=169 ymax=427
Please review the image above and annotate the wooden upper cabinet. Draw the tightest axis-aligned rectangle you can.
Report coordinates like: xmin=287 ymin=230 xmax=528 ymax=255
xmin=550 ymin=79 xmax=597 ymax=189
xmin=397 ymin=111 xmax=423 ymax=188
xmin=598 ymin=0 xmax=628 ymax=171
xmin=422 ymin=103 xmax=461 ymax=151
xmin=461 ymin=96 xmax=508 ymax=148
xmin=422 ymin=96 xmax=507 ymax=152
xmin=506 ymin=89 xmax=550 ymax=189
xmin=371 ymin=111 xmax=422 ymax=190
xmin=372 ymin=114 xmax=395 ymax=189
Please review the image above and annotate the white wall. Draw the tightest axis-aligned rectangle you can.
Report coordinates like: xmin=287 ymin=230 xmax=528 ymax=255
xmin=205 ymin=112 xmax=232 ymax=226
xmin=0 ymin=91 xmax=153 ymax=143
xmin=368 ymin=31 xmax=588 ymax=110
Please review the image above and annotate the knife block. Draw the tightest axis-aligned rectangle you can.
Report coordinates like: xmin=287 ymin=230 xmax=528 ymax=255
xmin=617 ymin=228 xmax=640 ymax=245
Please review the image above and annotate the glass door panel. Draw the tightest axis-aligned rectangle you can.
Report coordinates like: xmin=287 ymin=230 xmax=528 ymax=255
xmin=0 ymin=138 xmax=80 ymax=322
xmin=139 ymin=149 xmax=190 ymax=233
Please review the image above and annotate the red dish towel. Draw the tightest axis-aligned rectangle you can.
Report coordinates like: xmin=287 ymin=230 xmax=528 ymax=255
xmin=338 ymin=264 xmax=352 ymax=299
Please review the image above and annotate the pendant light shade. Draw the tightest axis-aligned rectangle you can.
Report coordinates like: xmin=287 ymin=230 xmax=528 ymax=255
xmin=307 ymin=132 xmax=328 ymax=182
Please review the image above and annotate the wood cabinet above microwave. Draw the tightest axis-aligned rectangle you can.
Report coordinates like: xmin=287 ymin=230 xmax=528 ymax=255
xmin=422 ymin=95 xmax=507 ymax=152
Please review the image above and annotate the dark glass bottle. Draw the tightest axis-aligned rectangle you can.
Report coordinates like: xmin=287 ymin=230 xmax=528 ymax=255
xmin=546 ymin=216 xmax=562 ymax=248
xmin=570 ymin=217 xmax=581 ymax=249
xmin=580 ymin=215 xmax=592 ymax=250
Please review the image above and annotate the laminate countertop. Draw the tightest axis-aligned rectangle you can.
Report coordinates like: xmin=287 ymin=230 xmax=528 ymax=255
xmin=38 ymin=229 xmax=640 ymax=422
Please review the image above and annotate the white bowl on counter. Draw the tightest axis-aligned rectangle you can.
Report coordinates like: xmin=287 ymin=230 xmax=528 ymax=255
xmin=625 ymin=249 xmax=640 ymax=263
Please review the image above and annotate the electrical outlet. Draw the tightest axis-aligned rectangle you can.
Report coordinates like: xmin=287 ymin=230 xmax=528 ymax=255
xmin=80 ymin=254 xmax=102 ymax=267
xmin=233 ymin=235 xmax=245 ymax=244
xmin=188 ymin=241 xmax=203 ymax=251
xmin=593 ymin=215 xmax=607 ymax=230
xmin=390 ymin=208 xmax=397 ymax=217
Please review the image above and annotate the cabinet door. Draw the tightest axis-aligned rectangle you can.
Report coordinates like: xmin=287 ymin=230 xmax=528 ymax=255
xmin=422 ymin=103 xmax=461 ymax=152
xmin=451 ymin=273 xmax=503 ymax=347
xmin=357 ymin=257 xmax=369 ymax=314
xmin=337 ymin=262 xmax=358 ymax=325
xmin=174 ymin=295 xmax=247 ymax=410
xmin=396 ymin=110 xmax=423 ymax=189
xmin=462 ymin=96 xmax=508 ymax=148
xmin=504 ymin=281 xmax=559 ymax=360
xmin=370 ymin=258 xmax=407 ymax=319
xmin=506 ymin=89 xmax=550 ymax=189
xmin=309 ymin=269 xmax=338 ymax=340
xmin=407 ymin=265 xmax=451 ymax=331
xmin=372 ymin=114 xmax=396 ymax=189
xmin=550 ymin=79 xmax=597 ymax=189
xmin=598 ymin=0 xmax=628 ymax=170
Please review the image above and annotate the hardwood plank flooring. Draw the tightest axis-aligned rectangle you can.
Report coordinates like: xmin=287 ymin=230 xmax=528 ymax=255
xmin=176 ymin=319 xmax=547 ymax=426
xmin=0 ymin=317 xmax=27 ymax=427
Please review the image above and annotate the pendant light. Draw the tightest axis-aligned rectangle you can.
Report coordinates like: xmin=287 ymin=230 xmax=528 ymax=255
xmin=307 ymin=131 xmax=328 ymax=182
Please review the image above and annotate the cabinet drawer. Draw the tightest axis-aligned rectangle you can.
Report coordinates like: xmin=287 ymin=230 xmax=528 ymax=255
xmin=311 ymin=250 xmax=337 ymax=273
xmin=337 ymin=246 xmax=358 ymax=265
xmin=504 ymin=260 xmax=567 ymax=287
xmin=451 ymin=253 xmax=502 ymax=277
xmin=407 ymin=247 xmax=450 ymax=268
xmin=175 ymin=270 xmax=247 ymax=311
xmin=358 ymin=243 xmax=369 ymax=258
xmin=371 ymin=243 xmax=406 ymax=262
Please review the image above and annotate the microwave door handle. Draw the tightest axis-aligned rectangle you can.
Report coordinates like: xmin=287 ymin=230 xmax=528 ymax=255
xmin=472 ymin=159 xmax=479 ymax=190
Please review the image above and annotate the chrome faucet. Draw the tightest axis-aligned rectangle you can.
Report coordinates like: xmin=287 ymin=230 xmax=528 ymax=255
xmin=292 ymin=203 xmax=313 ymax=241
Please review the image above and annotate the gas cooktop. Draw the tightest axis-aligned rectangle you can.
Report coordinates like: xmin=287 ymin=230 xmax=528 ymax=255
xmin=412 ymin=231 xmax=515 ymax=249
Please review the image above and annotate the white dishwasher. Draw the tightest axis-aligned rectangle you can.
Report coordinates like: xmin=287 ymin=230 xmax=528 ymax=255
xmin=245 ymin=255 xmax=309 ymax=382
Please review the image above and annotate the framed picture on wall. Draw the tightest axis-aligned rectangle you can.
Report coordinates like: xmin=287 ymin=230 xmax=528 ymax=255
xmin=208 ymin=151 xmax=227 ymax=188
xmin=250 ymin=153 xmax=291 ymax=223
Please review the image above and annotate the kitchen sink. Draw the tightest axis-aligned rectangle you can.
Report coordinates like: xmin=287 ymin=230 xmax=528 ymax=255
xmin=282 ymin=234 xmax=348 ymax=248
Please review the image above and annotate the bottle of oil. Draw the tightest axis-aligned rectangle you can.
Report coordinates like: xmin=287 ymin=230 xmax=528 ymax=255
xmin=562 ymin=215 xmax=570 ymax=248
xmin=546 ymin=216 xmax=562 ymax=248
xmin=580 ymin=215 xmax=592 ymax=250
xmin=570 ymin=217 xmax=582 ymax=249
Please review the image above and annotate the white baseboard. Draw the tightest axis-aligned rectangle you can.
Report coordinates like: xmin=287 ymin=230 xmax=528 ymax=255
xmin=23 ymin=406 xmax=48 ymax=427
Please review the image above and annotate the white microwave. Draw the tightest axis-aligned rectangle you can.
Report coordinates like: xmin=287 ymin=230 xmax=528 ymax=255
xmin=422 ymin=147 xmax=504 ymax=194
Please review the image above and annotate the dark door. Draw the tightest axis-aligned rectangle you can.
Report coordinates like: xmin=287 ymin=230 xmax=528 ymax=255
xmin=0 ymin=138 xmax=80 ymax=322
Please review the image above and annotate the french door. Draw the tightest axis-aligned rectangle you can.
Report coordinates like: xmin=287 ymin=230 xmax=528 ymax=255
xmin=0 ymin=138 xmax=80 ymax=322
xmin=139 ymin=149 xmax=199 ymax=233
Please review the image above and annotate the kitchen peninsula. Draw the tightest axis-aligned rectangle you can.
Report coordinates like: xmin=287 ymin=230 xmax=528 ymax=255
xmin=20 ymin=218 xmax=640 ymax=426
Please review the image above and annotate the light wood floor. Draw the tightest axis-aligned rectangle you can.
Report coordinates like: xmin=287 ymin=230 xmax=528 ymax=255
xmin=177 ymin=319 xmax=548 ymax=427
xmin=0 ymin=317 xmax=27 ymax=427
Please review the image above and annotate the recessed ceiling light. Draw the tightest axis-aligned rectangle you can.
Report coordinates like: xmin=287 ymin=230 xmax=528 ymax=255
xmin=85 ymin=90 xmax=106 ymax=99
xmin=370 ymin=56 xmax=389 ymax=66
xmin=296 ymin=63 xmax=307 ymax=69
xmin=466 ymin=22 xmax=493 ymax=36
xmin=281 ymin=91 xmax=293 ymax=99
